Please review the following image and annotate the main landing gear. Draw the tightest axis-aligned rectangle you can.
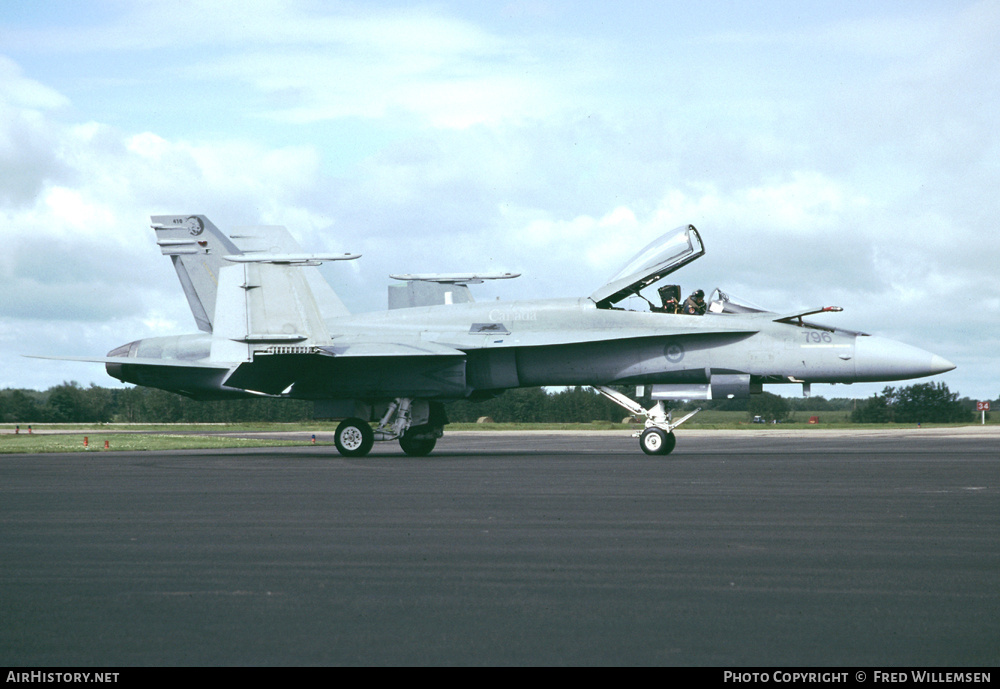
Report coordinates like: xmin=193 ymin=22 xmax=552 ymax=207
xmin=333 ymin=399 xmax=446 ymax=458
xmin=593 ymin=386 xmax=699 ymax=456
xmin=334 ymin=418 xmax=375 ymax=457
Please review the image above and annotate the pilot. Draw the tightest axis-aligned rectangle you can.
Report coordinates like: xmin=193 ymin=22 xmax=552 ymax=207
xmin=683 ymin=289 xmax=706 ymax=315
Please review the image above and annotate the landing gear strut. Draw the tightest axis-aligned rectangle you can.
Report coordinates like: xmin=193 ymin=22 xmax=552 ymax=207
xmin=594 ymin=386 xmax=699 ymax=456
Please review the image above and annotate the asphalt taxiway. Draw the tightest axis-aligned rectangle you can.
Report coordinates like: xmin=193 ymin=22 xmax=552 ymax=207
xmin=2 ymin=428 xmax=997 ymax=666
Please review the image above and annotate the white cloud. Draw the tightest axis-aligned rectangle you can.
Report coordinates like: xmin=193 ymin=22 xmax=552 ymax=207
xmin=0 ymin=55 xmax=68 ymax=109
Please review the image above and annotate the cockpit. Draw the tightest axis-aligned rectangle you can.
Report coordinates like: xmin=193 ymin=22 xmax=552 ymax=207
xmin=589 ymin=224 xmax=774 ymax=316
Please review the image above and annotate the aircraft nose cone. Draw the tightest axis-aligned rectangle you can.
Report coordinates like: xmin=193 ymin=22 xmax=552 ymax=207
xmin=854 ymin=336 xmax=955 ymax=382
xmin=929 ymin=354 xmax=956 ymax=375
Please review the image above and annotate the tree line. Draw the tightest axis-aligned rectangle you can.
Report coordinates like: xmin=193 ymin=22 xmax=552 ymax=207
xmin=848 ymin=383 xmax=974 ymax=424
xmin=0 ymin=383 xmax=314 ymax=424
xmin=0 ymin=381 xmax=985 ymax=425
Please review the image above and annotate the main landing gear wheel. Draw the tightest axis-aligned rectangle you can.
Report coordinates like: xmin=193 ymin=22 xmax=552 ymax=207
xmin=640 ymin=428 xmax=677 ymax=456
xmin=334 ymin=418 xmax=374 ymax=457
xmin=398 ymin=431 xmax=437 ymax=457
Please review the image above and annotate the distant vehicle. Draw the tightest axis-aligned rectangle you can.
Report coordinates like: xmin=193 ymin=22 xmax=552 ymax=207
xmin=39 ymin=217 xmax=954 ymax=456
xmin=752 ymin=416 xmax=765 ymax=424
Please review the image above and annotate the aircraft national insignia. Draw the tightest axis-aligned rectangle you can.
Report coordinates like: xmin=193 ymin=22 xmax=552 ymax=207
xmin=664 ymin=342 xmax=685 ymax=363
xmin=186 ymin=216 xmax=205 ymax=236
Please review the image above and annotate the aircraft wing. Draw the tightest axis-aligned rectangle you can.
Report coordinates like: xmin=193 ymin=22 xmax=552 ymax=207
xmin=389 ymin=273 xmax=520 ymax=284
xmin=223 ymin=253 xmax=360 ymax=265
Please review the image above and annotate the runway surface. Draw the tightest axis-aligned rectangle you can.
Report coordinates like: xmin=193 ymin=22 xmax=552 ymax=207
xmin=2 ymin=429 xmax=997 ymax=666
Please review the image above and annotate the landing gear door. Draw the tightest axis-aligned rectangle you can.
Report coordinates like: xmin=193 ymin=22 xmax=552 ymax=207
xmin=589 ymin=224 xmax=705 ymax=309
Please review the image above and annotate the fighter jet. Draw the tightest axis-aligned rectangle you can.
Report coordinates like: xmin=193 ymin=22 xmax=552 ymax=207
xmin=45 ymin=216 xmax=954 ymax=456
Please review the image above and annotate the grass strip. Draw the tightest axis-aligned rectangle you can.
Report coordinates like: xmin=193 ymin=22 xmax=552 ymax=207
xmin=0 ymin=433 xmax=313 ymax=454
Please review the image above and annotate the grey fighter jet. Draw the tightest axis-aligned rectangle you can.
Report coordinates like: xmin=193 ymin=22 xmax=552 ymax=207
xmin=46 ymin=217 xmax=954 ymax=456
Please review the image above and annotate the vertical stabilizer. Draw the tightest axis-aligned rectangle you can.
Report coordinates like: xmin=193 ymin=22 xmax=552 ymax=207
xmin=152 ymin=216 xmax=353 ymax=334
xmin=209 ymin=260 xmax=332 ymax=365
xmin=229 ymin=225 xmax=351 ymax=319
xmin=151 ymin=215 xmax=240 ymax=332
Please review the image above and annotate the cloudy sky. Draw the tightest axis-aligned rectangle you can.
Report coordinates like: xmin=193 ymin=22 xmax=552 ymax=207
xmin=1 ymin=0 xmax=996 ymax=401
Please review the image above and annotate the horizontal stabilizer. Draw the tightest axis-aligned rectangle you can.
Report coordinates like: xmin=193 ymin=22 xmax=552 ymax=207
xmin=24 ymin=354 xmax=229 ymax=369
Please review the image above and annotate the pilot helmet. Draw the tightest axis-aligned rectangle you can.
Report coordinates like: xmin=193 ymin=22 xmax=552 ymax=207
xmin=693 ymin=289 xmax=704 ymax=299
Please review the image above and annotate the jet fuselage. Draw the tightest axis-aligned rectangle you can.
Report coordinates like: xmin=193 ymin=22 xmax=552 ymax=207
xmin=106 ymin=296 xmax=952 ymax=401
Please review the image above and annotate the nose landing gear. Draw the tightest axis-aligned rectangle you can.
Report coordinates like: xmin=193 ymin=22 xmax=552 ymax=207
xmin=639 ymin=427 xmax=677 ymax=456
xmin=593 ymin=386 xmax=699 ymax=456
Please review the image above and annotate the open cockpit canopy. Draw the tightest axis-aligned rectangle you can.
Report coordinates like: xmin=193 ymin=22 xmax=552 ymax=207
xmin=590 ymin=224 xmax=705 ymax=308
